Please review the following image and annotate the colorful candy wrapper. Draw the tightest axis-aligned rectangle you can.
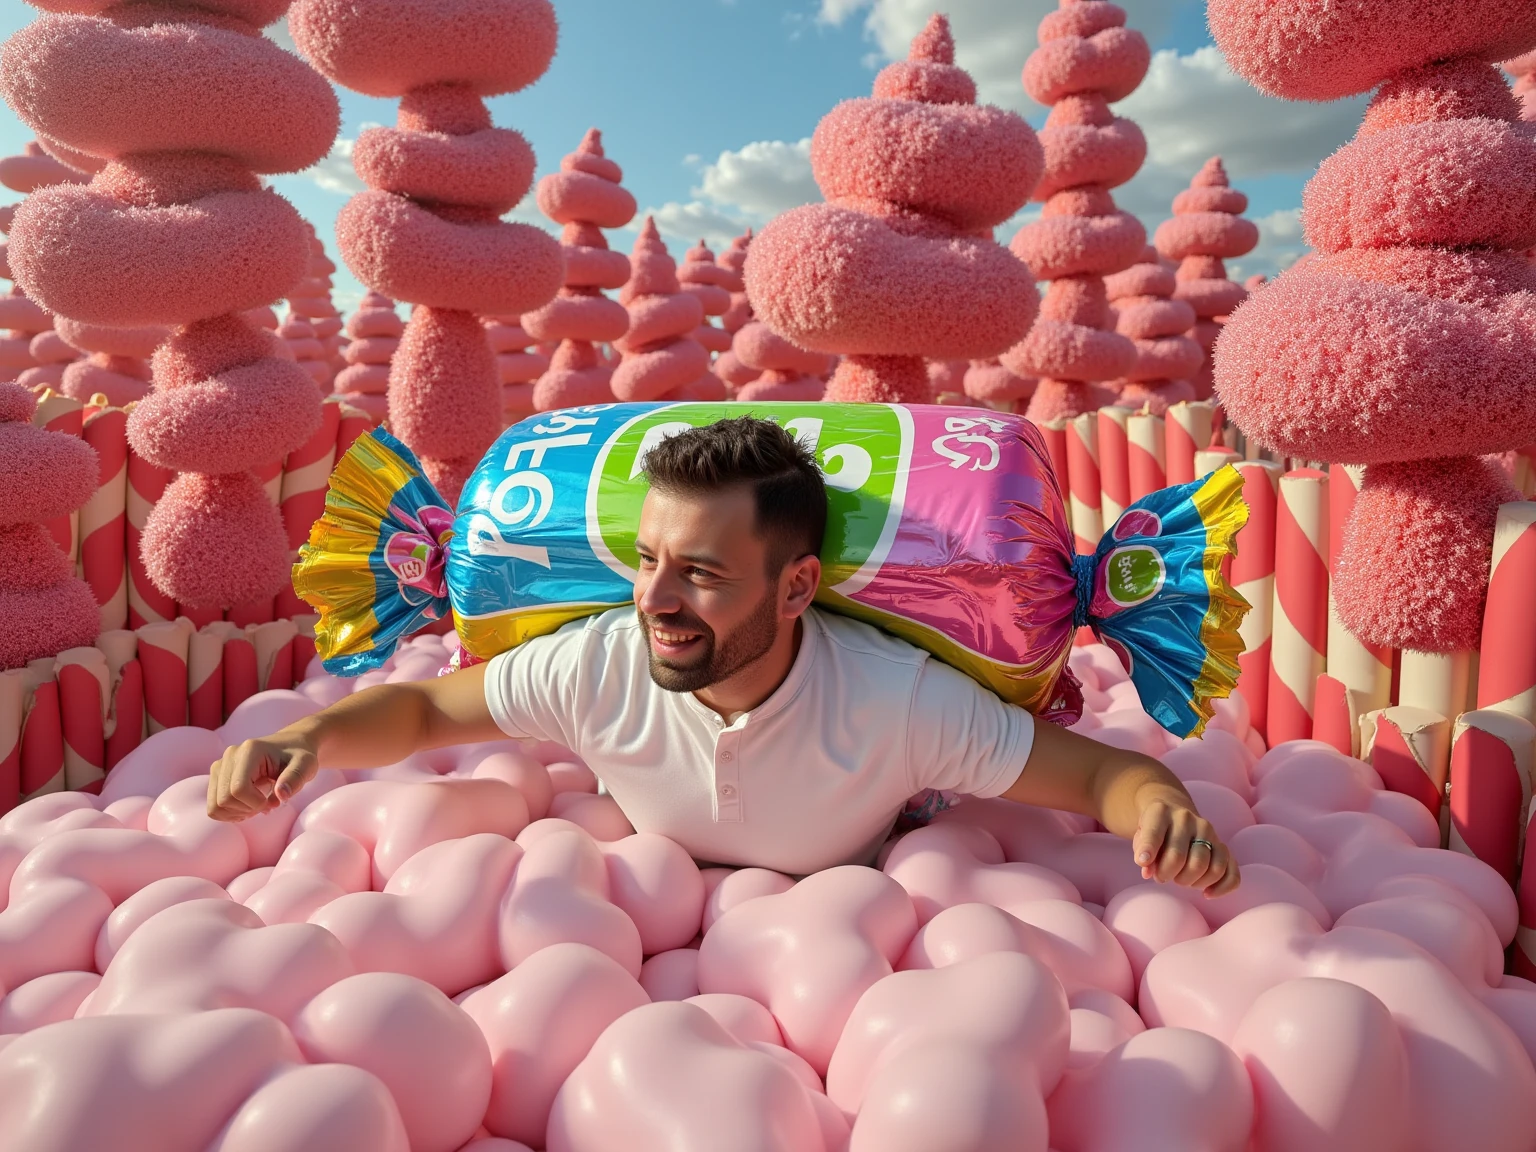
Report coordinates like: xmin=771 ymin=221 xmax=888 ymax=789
xmin=294 ymin=403 xmax=1249 ymax=739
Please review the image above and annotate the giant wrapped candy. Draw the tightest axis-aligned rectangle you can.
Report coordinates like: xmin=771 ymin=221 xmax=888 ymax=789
xmin=295 ymin=404 xmax=1249 ymax=737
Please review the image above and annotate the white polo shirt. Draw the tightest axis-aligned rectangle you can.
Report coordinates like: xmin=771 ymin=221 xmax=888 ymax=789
xmin=484 ymin=606 xmax=1033 ymax=876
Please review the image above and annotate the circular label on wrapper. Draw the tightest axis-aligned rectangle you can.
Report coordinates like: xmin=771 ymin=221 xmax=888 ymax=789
xmin=1104 ymin=545 xmax=1166 ymax=608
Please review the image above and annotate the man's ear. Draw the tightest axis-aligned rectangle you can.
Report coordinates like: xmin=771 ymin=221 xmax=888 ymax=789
xmin=781 ymin=553 xmax=821 ymax=617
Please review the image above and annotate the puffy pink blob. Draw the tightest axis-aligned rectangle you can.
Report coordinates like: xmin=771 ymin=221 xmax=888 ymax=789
xmin=290 ymin=0 xmax=558 ymax=98
xmin=140 ymin=470 xmax=293 ymax=608
xmin=388 ymin=307 xmax=501 ymax=497
xmin=355 ymin=126 xmax=535 ymax=216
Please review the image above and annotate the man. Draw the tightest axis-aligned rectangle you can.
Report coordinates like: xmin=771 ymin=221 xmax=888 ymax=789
xmin=209 ymin=418 xmax=1239 ymax=895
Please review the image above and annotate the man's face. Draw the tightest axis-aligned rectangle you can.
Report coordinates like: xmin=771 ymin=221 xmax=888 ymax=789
xmin=633 ymin=485 xmax=785 ymax=692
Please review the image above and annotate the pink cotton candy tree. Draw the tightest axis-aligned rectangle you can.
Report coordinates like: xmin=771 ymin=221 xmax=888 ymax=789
xmin=713 ymin=230 xmax=761 ymax=391
xmin=1 ymin=0 xmax=338 ymax=609
xmin=525 ymin=128 xmax=636 ymax=411
xmin=485 ymin=314 xmax=548 ymax=424
xmin=290 ymin=0 xmax=565 ymax=503
xmin=1154 ymin=158 xmax=1258 ymax=400
xmin=746 ymin=15 xmax=1042 ymax=404
xmin=1004 ymin=0 xmax=1150 ymax=421
xmin=1210 ymin=0 xmax=1536 ymax=653
xmin=1105 ymin=244 xmax=1200 ymax=415
xmin=964 ymin=359 xmax=1035 ymax=408
xmin=0 ymin=382 xmax=100 ymax=668
xmin=679 ymin=240 xmax=735 ymax=358
xmin=334 ymin=291 xmax=400 ymax=422
xmin=611 ymin=218 xmax=716 ymax=402
xmin=286 ymin=228 xmax=345 ymax=384
xmin=56 ymin=317 xmax=165 ymax=406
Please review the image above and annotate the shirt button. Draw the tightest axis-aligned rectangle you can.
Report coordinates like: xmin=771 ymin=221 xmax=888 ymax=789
xmin=720 ymin=785 xmax=735 ymax=797
xmin=721 ymin=751 xmax=733 ymax=762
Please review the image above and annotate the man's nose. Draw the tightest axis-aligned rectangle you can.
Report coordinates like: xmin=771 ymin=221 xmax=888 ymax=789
xmin=636 ymin=566 xmax=681 ymax=615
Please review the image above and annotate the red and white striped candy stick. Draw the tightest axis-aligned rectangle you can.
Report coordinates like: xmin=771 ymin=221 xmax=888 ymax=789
xmin=80 ymin=405 xmax=129 ymax=631
xmin=1194 ymin=446 xmax=1239 ymax=479
xmin=281 ymin=397 xmax=342 ymax=551
xmin=32 ymin=389 xmax=83 ymax=562
xmin=1066 ymin=413 xmax=1101 ymax=555
xmin=1127 ymin=412 xmax=1165 ymax=502
xmin=1363 ymin=706 xmax=1452 ymax=831
xmin=1326 ymin=465 xmax=1392 ymax=705
xmin=253 ymin=456 xmax=282 ymax=505
xmin=136 ymin=618 xmax=193 ymax=734
xmin=335 ymin=402 xmax=376 ymax=463
xmin=127 ymin=443 xmax=176 ymax=627
xmin=1032 ymin=417 xmax=1072 ymax=533
xmin=55 ymin=646 xmax=108 ymax=793
xmin=1448 ymin=709 xmax=1533 ymax=884
xmin=1097 ymin=407 xmax=1132 ymax=528
xmin=1518 ymin=799 xmax=1536 ymax=979
xmin=0 ymin=668 xmax=24 ymax=814
xmin=250 ymin=620 xmax=300 ymax=692
xmin=1268 ymin=469 xmax=1329 ymax=744
xmin=1232 ymin=461 xmax=1281 ymax=743
xmin=189 ymin=621 xmax=241 ymax=730
xmin=1398 ymin=651 xmax=1471 ymax=723
xmin=19 ymin=660 xmax=64 ymax=799
xmin=96 ymin=629 xmax=143 ymax=772
xmin=1165 ymin=400 xmax=1214 ymax=488
xmin=1477 ymin=502 xmax=1536 ymax=726
xmin=224 ymin=630 xmax=259 ymax=716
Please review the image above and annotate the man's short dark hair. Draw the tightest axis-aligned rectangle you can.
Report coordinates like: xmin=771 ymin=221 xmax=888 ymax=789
xmin=643 ymin=416 xmax=827 ymax=572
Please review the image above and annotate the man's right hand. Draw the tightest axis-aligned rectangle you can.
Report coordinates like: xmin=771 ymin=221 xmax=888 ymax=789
xmin=207 ymin=734 xmax=319 ymax=822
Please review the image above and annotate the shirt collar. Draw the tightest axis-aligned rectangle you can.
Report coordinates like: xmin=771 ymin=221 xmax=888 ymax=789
xmin=683 ymin=607 xmax=822 ymax=729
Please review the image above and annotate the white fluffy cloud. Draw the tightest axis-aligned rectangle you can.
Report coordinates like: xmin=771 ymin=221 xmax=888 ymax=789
xmin=300 ymin=136 xmax=365 ymax=196
xmin=636 ymin=138 xmax=817 ymax=251
xmin=634 ymin=200 xmax=754 ymax=251
xmin=1229 ymin=208 xmax=1306 ymax=282
xmin=819 ymin=0 xmax=1186 ymax=109
xmin=1119 ymin=48 xmax=1365 ymax=178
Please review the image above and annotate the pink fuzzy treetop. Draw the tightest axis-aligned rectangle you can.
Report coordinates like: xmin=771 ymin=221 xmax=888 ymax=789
xmin=291 ymin=0 xmax=565 ymax=502
xmin=333 ymin=292 xmax=401 ymax=422
xmin=0 ymin=381 xmax=101 ymax=668
xmin=746 ymin=14 xmax=1043 ymax=404
xmin=1209 ymin=0 xmax=1536 ymax=652
xmin=611 ymin=218 xmax=716 ymax=402
xmin=2 ymin=0 xmax=339 ymax=609
xmin=525 ymin=128 xmax=636 ymax=412
xmin=1004 ymin=0 xmax=1152 ymax=421
xmin=1105 ymin=244 xmax=1199 ymax=415
xmin=1153 ymin=157 xmax=1258 ymax=400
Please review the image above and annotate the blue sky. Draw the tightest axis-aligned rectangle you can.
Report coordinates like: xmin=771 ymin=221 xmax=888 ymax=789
xmin=0 ymin=0 xmax=1366 ymax=310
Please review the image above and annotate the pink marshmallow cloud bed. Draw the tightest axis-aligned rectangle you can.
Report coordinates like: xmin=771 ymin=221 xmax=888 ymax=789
xmin=2 ymin=635 xmax=1534 ymax=1152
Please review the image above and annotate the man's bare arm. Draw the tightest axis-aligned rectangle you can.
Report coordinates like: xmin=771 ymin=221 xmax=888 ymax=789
xmin=1000 ymin=719 xmax=1240 ymax=896
xmin=207 ymin=662 xmax=504 ymax=821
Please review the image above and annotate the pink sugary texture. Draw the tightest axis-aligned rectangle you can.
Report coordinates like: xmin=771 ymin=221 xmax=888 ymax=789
xmin=1208 ymin=0 xmax=1536 ymax=102
xmin=526 ymin=130 xmax=635 ymax=411
xmin=1335 ymin=458 xmax=1518 ymax=651
xmin=55 ymin=316 xmax=165 ymax=359
xmin=61 ymin=354 xmax=152 ymax=405
xmin=748 ymin=15 xmax=1041 ymax=404
xmin=1211 ymin=34 xmax=1536 ymax=651
xmin=289 ymin=0 xmax=558 ymax=99
xmin=611 ymin=220 xmax=710 ymax=402
xmin=0 ymin=382 xmax=100 ymax=666
xmin=1005 ymin=2 xmax=1149 ymax=421
xmin=1105 ymin=245 xmax=1200 ymax=414
xmin=964 ymin=358 xmax=1035 ymax=403
xmin=141 ymin=471 xmax=292 ymax=609
xmin=295 ymin=4 xmax=564 ymax=494
xmin=1152 ymin=158 xmax=1256 ymax=400
xmin=389 ymin=306 xmax=501 ymax=498
xmin=2 ymin=2 xmax=335 ymax=608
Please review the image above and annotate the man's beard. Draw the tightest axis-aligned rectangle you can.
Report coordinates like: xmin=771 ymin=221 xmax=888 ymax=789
xmin=639 ymin=590 xmax=781 ymax=693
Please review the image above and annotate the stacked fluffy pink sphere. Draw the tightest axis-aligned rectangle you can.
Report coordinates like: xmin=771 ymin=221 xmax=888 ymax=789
xmin=1153 ymin=158 xmax=1257 ymax=400
xmin=285 ymin=232 xmax=345 ymax=386
xmin=1209 ymin=0 xmax=1536 ymax=652
xmin=678 ymin=240 xmax=735 ymax=359
xmin=711 ymin=231 xmax=761 ymax=391
xmin=747 ymin=15 xmax=1043 ymax=404
xmin=524 ymin=129 xmax=636 ymax=412
xmin=290 ymin=0 xmax=565 ymax=502
xmin=333 ymin=292 xmax=401 ymax=422
xmin=484 ymin=315 xmax=548 ymax=424
xmin=56 ymin=316 xmax=165 ymax=406
xmin=2 ymin=641 xmax=1535 ymax=1150
xmin=1 ymin=0 xmax=338 ymax=610
xmin=0 ymin=381 xmax=100 ymax=668
xmin=1004 ymin=0 xmax=1151 ymax=421
xmin=1105 ymin=244 xmax=1200 ymax=414
xmin=731 ymin=321 xmax=833 ymax=403
xmin=610 ymin=218 xmax=716 ymax=402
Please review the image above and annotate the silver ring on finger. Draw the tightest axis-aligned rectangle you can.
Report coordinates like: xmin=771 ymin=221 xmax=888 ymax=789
xmin=1190 ymin=838 xmax=1214 ymax=852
